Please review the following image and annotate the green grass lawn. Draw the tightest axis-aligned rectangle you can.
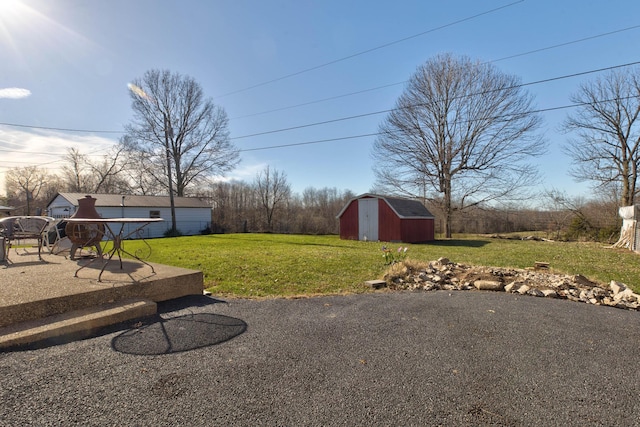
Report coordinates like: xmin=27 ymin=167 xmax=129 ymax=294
xmin=123 ymin=233 xmax=640 ymax=297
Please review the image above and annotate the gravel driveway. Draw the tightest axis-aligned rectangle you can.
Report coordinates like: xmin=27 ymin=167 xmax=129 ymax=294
xmin=1 ymin=291 xmax=639 ymax=426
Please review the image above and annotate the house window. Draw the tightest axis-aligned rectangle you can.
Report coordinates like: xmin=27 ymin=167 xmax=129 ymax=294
xmin=149 ymin=210 xmax=161 ymax=219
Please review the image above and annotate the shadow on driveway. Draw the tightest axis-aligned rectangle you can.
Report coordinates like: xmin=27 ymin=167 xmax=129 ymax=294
xmin=111 ymin=311 xmax=247 ymax=356
xmin=110 ymin=295 xmax=247 ymax=355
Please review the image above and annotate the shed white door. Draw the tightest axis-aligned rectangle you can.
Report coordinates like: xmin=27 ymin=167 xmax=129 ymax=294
xmin=358 ymin=198 xmax=378 ymax=241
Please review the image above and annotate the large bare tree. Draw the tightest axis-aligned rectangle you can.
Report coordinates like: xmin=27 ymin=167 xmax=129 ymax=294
xmin=372 ymin=53 xmax=545 ymax=237
xmin=124 ymin=69 xmax=239 ymax=196
xmin=563 ymin=67 xmax=640 ymax=206
xmin=124 ymin=69 xmax=240 ymax=232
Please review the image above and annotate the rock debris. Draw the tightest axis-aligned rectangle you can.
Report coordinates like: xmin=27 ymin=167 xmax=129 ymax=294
xmin=380 ymin=257 xmax=640 ymax=311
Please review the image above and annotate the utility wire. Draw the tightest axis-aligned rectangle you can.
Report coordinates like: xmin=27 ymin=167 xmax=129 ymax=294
xmin=1 ymin=59 xmax=638 ymax=146
xmin=232 ymin=24 xmax=640 ymax=120
xmin=2 ymin=92 xmax=638 ymax=168
xmin=237 ymin=94 xmax=640 ymax=153
xmin=0 ymin=121 xmax=122 ymax=134
xmin=239 ymin=133 xmax=379 ymax=152
xmin=0 ymin=148 xmax=61 ymax=156
xmin=489 ymin=24 xmax=640 ymax=63
xmin=230 ymin=81 xmax=404 ymax=120
xmin=2 ymin=24 xmax=639 ymax=136
xmin=0 ymin=145 xmax=113 ymax=171
xmin=214 ymin=0 xmax=525 ymax=98
xmin=230 ymin=60 xmax=640 ymax=140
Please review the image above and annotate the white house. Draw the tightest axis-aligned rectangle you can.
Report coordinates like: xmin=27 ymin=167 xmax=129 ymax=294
xmin=47 ymin=192 xmax=212 ymax=238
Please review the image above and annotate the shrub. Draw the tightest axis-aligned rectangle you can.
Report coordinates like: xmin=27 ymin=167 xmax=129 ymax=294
xmin=163 ymin=228 xmax=183 ymax=238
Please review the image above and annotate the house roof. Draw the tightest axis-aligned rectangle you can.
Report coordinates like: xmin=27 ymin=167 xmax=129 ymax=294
xmin=337 ymin=193 xmax=434 ymax=219
xmin=50 ymin=193 xmax=211 ymax=209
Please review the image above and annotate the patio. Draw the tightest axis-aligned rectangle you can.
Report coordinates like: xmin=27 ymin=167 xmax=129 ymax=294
xmin=0 ymin=249 xmax=203 ymax=349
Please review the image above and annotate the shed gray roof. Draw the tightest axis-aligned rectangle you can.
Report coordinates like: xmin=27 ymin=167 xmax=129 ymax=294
xmin=52 ymin=193 xmax=211 ymax=209
xmin=337 ymin=194 xmax=434 ymax=219
xmin=383 ymin=196 xmax=434 ymax=218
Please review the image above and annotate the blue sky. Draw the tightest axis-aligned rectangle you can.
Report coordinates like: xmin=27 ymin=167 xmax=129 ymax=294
xmin=1 ymin=0 xmax=639 ymax=203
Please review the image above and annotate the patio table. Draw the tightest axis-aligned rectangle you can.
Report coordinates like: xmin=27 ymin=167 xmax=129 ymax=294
xmin=65 ymin=217 xmax=163 ymax=281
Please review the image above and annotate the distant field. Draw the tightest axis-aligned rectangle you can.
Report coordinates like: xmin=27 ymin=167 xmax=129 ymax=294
xmin=124 ymin=233 xmax=640 ymax=297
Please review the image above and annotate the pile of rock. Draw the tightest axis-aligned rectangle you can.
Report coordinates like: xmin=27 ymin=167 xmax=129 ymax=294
xmin=378 ymin=257 xmax=640 ymax=311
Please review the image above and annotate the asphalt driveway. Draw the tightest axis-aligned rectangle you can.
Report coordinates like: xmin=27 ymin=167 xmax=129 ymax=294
xmin=1 ymin=291 xmax=639 ymax=426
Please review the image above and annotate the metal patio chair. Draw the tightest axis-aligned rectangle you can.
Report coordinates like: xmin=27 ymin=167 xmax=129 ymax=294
xmin=0 ymin=216 xmax=52 ymax=261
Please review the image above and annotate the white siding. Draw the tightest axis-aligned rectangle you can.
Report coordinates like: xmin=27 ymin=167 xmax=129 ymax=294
xmin=47 ymin=198 xmax=211 ymax=238
xmin=48 ymin=195 xmax=76 ymax=218
xmin=97 ymin=206 xmax=211 ymax=238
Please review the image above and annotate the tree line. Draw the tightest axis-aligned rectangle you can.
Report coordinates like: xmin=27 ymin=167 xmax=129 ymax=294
xmin=0 ymin=158 xmax=619 ymax=241
xmin=1 ymin=161 xmax=356 ymax=235
xmin=204 ymin=179 xmax=355 ymax=234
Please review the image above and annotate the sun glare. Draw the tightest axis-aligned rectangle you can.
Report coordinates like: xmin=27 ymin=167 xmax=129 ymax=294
xmin=0 ymin=0 xmax=31 ymax=25
xmin=0 ymin=0 xmax=98 ymax=69
xmin=0 ymin=0 xmax=39 ymax=49
xmin=0 ymin=0 xmax=25 ymax=13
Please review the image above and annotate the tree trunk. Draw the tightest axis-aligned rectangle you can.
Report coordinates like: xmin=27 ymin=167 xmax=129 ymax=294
xmin=443 ymin=179 xmax=452 ymax=238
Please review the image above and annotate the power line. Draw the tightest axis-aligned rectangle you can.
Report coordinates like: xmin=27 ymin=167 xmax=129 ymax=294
xmin=2 ymin=59 xmax=639 ymax=164
xmin=237 ymin=95 xmax=640 ymax=153
xmin=232 ymin=24 xmax=640 ymax=121
xmin=0 ymin=148 xmax=62 ymax=156
xmin=214 ymin=0 xmax=525 ymax=98
xmin=0 ymin=121 xmax=122 ymax=134
xmin=0 ymin=161 xmax=62 ymax=168
xmin=239 ymin=133 xmax=379 ymax=152
xmin=2 ymin=24 xmax=639 ymax=137
xmin=0 ymin=146 xmax=113 ymax=171
xmin=1 ymin=59 xmax=638 ymax=152
xmin=3 ymin=92 xmax=638 ymax=166
xmin=230 ymin=81 xmax=405 ymax=120
xmin=230 ymin=60 xmax=640 ymax=140
xmin=489 ymin=24 xmax=640 ymax=63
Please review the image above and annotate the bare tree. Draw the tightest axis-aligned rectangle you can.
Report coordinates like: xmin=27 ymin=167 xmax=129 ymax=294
xmin=88 ymin=145 xmax=131 ymax=193
xmin=60 ymin=146 xmax=131 ymax=194
xmin=4 ymin=166 xmax=50 ymax=215
xmin=124 ymin=69 xmax=240 ymax=233
xmin=563 ymin=67 xmax=640 ymax=206
xmin=61 ymin=148 xmax=91 ymax=192
xmin=124 ymin=69 xmax=239 ymax=196
xmin=120 ymin=136 xmax=164 ymax=195
xmin=542 ymin=188 xmax=581 ymax=240
xmin=372 ymin=53 xmax=545 ymax=238
xmin=255 ymin=166 xmax=291 ymax=231
xmin=40 ymin=175 xmax=64 ymax=209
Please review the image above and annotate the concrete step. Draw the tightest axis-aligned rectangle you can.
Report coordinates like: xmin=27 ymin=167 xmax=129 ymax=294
xmin=0 ymin=298 xmax=157 ymax=350
xmin=0 ymin=254 xmax=204 ymax=329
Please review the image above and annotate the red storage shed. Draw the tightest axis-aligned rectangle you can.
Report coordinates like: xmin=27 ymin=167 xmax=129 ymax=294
xmin=337 ymin=194 xmax=435 ymax=243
